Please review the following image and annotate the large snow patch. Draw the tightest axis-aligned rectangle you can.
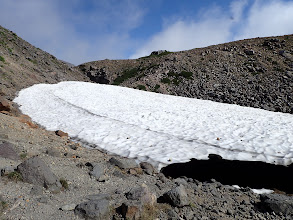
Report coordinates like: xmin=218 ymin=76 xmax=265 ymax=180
xmin=14 ymin=81 xmax=293 ymax=169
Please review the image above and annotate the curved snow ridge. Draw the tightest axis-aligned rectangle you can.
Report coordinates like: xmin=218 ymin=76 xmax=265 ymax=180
xmin=14 ymin=81 xmax=293 ymax=169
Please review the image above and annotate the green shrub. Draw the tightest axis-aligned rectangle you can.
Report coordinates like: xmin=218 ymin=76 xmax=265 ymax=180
xmin=0 ymin=56 xmax=5 ymax=62
xmin=0 ymin=200 xmax=8 ymax=215
xmin=112 ymin=68 xmax=139 ymax=85
xmin=161 ymin=77 xmax=171 ymax=84
xmin=7 ymin=171 xmax=22 ymax=182
xmin=137 ymin=85 xmax=146 ymax=90
xmin=60 ymin=178 xmax=69 ymax=190
xmin=179 ymin=71 xmax=193 ymax=79
xmin=172 ymin=79 xmax=180 ymax=85
xmin=167 ymin=71 xmax=177 ymax=77
xmin=140 ymin=51 xmax=173 ymax=59
xmin=20 ymin=153 xmax=27 ymax=160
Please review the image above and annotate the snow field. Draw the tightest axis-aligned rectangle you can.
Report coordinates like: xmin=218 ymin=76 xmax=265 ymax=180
xmin=14 ymin=81 xmax=293 ymax=169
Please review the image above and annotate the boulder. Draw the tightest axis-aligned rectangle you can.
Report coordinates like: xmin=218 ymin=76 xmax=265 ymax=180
xmin=74 ymin=198 xmax=110 ymax=220
xmin=89 ymin=163 xmax=104 ymax=179
xmin=140 ymin=162 xmax=155 ymax=175
xmin=244 ymin=49 xmax=255 ymax=55
xmin=126 ymin=184 xmax=156 ymax=206
xmin=109 ymin=157 xmax=138 ymax=169
xmin=260 ymin=194 xmax=293 ymax=215
xmin=279 ymin=50 xmax=293 ymax=61
xmin=17 ymin=156 xmax=62 ymax=192
xmin=150 ymin=50 xmax=167 ymax=56
xmin=160 ymin=185 xmax=189 ymax=207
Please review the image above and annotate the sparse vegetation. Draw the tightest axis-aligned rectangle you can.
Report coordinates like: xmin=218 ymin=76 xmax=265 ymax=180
xmin=153 ymin=84 xmax=160 ymax=92
xmin=0 ymin=200 xmax=8 ymax=216
xmin=112 ymin=68 xmax=139 ymax=85
xmin=137 ymin=84 xmax=146 ymax=91
xmin=60 ymin=178 xmax=69 ymax=190
xmin=162 ymin=71 xmax=193 ymax=85
xmin=179 ymin=71 xmax=193 ymax=79
xmin=172 ymin=79 xmax=180 ymax=85
xmin=20 ymin=152 xmax=28 ymax=160
xmin=167 ymin=71 xmax=177 ymax=77
xmin=161 ymin=77 xmax=171 ymax=84
xmin=27 ymin=58 xmax=38 ymax=65
xmin=0 ymin=56 xmax=5 ymax=62
xmin=7 ymin=171 xmax=22 ymax=182
xmin=140 ymin=51 xmax=173 ymax=59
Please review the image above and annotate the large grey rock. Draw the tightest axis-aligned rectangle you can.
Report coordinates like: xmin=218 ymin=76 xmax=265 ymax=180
xmin=279 ymin=50 xmax=293 ymax=61
xmin=140 ymin=162 xmax=155 ymax=175
xmin=0 ymin=141 xmax=19 ymax=161
xmin=150 ymin=50 xmax=167 ymax=56
xmin=60 ymin=203 xmax=77 ymax=211
xmin=89 ymin=163 xmax=104 ymax=179
xmin=17 ymin=156 xmax=62 ymax=192
xmin=126 ymin=184 xmax=156 ymax=206
xmin=74 ymin=198 xmax=110 ymax=220
xmin=244 ymin=49 xmax=255 ymax=55
xmin=161 ymin=185 xmax=189 ymax=207
xmin=109 ymin=157 xmax=138 ymax=169
xmin=260 ymin=194 xmax=293 ymax=215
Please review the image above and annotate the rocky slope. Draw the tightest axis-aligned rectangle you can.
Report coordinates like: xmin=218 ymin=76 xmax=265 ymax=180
xmin=0 ymin=25 xmax=89 ymax=100
xmin=1 ymin=111 xmax=292 ymax=220
xmin=0 ymin=25 xmax=292 ymax=219
xmin=79 ymin=35 xmax=293 ymax=114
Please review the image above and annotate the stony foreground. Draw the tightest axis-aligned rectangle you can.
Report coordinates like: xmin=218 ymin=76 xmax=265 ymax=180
xmin=0 ymin=98 xmax=292 ymax=220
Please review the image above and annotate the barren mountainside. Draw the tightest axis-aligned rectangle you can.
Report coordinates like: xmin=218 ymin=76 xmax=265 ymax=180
xmin=0 ymin=25 xmax=293 ymax=219
xmin=79 ymin=35 xmax=293 ymax=114
xmin=0 ymin=25 xmax=89 ymax=100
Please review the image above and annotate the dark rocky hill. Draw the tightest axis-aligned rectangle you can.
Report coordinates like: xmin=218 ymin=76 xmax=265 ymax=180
xmin=0 ymin=25 xmax=89 ymax=100
xmin=78 ymin=35 xmax=293 ymax=114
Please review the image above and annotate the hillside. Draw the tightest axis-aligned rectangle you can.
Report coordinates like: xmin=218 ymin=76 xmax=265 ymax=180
xmin=0 ymin=25 xmax=293 ymax=219
xmin=79 ymin=35 xmax=293 ymax=114
xmin=0 ymin=25 xmax=89 ymax=100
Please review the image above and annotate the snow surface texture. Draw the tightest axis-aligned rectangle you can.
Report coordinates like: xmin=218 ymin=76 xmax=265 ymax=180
xmin=14 ymin=81 xmax=293 ymax=169
xmin=232 ymin=186 xmax=273 ymax=194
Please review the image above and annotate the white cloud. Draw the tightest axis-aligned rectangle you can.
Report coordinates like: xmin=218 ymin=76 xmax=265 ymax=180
xmin=235 ymin=0 xmax=293 ymax=40
xmin=0 ymin=0 xmax=144 ymax=65
xmin=130 ymin=6 xmax=234 ymax=59
xmin=1 ymin=0 xmax=293 ymax=63
xmin=130 ymin=0 xmax=293 ymax=59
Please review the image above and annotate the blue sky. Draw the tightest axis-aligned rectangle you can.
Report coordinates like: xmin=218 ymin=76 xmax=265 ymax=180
xmin=0 ymin=0 xmax=293 ymax=65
